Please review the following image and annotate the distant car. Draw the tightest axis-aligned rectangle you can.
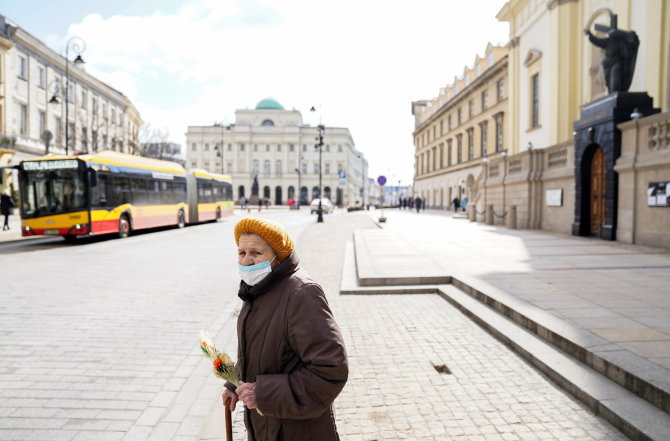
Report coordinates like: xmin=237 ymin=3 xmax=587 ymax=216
xmin=309 ymin=198 xmax=334 ymax=214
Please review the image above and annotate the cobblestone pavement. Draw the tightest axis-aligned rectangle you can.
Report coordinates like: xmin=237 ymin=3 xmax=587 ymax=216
xmin=0 ymin=210 xmax=631 ymax=440
xmin=207 ymin=212 xmax=630 ymax=440
xmin=0 ymin=210 xmax=313 ymax=441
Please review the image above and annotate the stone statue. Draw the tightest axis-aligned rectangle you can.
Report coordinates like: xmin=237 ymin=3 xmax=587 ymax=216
xmin=585 ymin=13 xmax=639 ymax=94
xmin=251 ymin=174 xmax=259 ymax=196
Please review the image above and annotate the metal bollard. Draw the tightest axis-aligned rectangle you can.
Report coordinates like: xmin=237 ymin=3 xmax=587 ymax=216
xmin=486 ymin=204 xmax=494 ymax=225
xmin=507 ymin=205 xmax=517 ymax=229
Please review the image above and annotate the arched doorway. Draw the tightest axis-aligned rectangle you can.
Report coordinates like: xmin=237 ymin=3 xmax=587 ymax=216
xmin=336 ymin=188 xmax=343 ymax=206
xmin=275 ymin=186 xmax=282 ymax=205
xmin=588 ymin=146 xmax=606 ymax=237
xmin=300 ymin=186 xmax=308 ymax=205
xmin=238 ymin=185 xmax=245 ymax=200
xmin=288 ymin=186 xmax=295 ymax=200
xmin=312 ymin=186 xmax=320 ymax=200
xmin=263 ymin=185 xmax=271 ymax=199
xmin=324 ymin=186 xmax=331 ymax=200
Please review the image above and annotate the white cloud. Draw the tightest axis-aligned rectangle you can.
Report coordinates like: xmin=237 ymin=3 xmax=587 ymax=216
xmin=56 ymin=0 xmax=509 ymax=184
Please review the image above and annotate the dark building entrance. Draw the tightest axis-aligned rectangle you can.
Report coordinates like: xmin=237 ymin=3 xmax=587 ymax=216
xmin=584 ymin=145 xmax=606 ymax=237
xmin=572 ymin=92 xmax=658 ymax=240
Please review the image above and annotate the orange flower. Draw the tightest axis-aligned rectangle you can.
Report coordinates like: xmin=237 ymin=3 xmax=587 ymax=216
xmin=213 ymin=358 xmax=223 ymax=371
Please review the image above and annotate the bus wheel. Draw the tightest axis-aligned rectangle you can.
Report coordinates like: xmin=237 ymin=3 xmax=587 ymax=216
xmin=177 ymin=210 xmax=186 ymax=228
xmin=62 ymin=235 xmax=77 ymax=243
xmin=118 ymin=214 xmax=131 ymax=239
xmin=216 ymin=207 xmax=221 ymax=222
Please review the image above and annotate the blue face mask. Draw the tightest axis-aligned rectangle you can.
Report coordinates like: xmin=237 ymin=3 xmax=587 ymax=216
xmin=239 ymin=256 xmax=276 ymax=286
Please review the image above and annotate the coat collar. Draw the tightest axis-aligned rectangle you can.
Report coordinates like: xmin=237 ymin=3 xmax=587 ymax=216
xmin=238 ymin=251 xmax=299 ymax=303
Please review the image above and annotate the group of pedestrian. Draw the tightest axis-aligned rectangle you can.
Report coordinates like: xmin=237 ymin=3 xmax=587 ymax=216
xmin=239 ymin=197 xmax=273 ymax=212
xmin=1 ymin=189 xmax=14 ymax=231
xmin=398 ymin=196 xmax=427 ymax=213
xmin=451 ymin=196 xmax=468 ymax=213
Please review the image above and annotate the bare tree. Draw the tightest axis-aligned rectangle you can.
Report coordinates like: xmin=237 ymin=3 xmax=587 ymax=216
xmin=139 ymin=124 xmax=184 ymax=165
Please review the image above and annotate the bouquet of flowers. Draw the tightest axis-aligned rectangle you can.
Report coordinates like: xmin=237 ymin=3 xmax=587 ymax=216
xmin=199 ymin=331 xmax=239 ymax=387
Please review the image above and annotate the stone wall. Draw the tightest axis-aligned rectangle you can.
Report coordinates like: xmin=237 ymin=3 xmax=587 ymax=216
xmin=616 ymin=111 xmax=670 ymax=248
xmin=477 ymin=141 xmax=574 ymax=233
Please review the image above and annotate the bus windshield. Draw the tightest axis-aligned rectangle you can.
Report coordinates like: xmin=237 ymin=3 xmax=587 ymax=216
xmin=20 ymin=168 xmax=87 ymax=217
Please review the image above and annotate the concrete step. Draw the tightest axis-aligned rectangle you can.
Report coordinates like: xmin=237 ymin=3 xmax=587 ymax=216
xmin=342 ymin=236 xmax=670 ymax=440
xmin=351 ymin=229 xmax=670 ymax=417
xmin=438 ymin=284 xmax=670 ymax=441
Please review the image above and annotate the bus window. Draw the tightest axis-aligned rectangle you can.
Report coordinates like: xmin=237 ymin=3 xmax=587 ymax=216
xmin=113 ymin=177 xmax=130 ymax=205
xmin=203 ymin=182 xmax=213 ymax=203
xmin=20 ymin=169 xmax=87 ymax=216
xmin=131 ymin=178 xmax=147 ymax=205
xmin=93 ymin=175 xmax=108 ymax=207
xmin=160 ymin=181 xmax=169 ymax=204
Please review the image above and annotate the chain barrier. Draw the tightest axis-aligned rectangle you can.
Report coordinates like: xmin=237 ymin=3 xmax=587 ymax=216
xmin=492 ymin=209 xmax=508 ymax=219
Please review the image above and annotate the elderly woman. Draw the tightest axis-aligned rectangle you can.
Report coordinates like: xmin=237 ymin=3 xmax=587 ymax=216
xmin=222 ymin=218 xmax=348 ymax=441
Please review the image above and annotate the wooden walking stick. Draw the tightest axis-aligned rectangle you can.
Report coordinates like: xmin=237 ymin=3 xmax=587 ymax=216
xmin=224 ymin=397 xmax=233 ymax=441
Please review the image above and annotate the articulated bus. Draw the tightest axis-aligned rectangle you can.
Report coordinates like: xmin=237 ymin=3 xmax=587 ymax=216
xmin=187 ymin=169 xmax=234 ymax=224
xmin=14 ymin=151 xmax=233 ymax=241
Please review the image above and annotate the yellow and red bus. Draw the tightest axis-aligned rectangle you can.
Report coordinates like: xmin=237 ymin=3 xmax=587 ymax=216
xmin=16 ymin=151 xmax=233 ymax=241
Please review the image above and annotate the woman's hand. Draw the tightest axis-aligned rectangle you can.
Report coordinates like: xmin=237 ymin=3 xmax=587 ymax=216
xmin=235 ymin=381 xmax=258 ymax=409
xmin=222 ymin=388 xmax=239 ymax=412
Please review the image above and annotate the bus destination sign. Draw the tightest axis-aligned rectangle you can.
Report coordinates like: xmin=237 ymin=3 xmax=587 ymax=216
xmin=22 ymin=160 xmax=79 ymax=171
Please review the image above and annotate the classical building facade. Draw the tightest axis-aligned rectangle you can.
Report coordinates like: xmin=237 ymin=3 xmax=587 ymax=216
xmin=492 ymin=0 xmax=669 ymax=247
xmin=186 ymin=98 xmax=368 ymax=207
xmin=411 ymin=1 xmax=670 ymax=248
xmin=412 ymin=44 xmax=509 ymax=210
xmin=0 ymin=15 xmax=143 ymax=166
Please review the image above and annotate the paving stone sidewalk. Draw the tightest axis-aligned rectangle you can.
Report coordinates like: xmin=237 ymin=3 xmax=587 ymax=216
xmin=201 ymin=211 xmax=631 ymax=441
xmin=361 ymin=209 xmax=670 ymax=374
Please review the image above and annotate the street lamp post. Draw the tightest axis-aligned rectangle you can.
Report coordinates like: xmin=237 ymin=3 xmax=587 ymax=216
xmin=315 ymin=124 xmax=325 ymax=223
xmin=49 ymin=37 xmax=85 ymax=156
xmin=214 ymin=122 xmax=231 ymax=175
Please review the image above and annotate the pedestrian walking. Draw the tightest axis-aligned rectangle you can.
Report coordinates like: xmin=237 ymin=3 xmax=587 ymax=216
xmin=422 ymin=197 xmax=426 ymax=211
xmin=222 ymin=218 xmax=348 ymax=441
xmin=1 ymin=190 xmax=14 ymax=231
xmin=415 ymin=196 xmax=421 ymax=213
xmin=461 ymin=196 xmax=468 ymax=212
xmin=452 ymin=197 xmax=460 ymax=213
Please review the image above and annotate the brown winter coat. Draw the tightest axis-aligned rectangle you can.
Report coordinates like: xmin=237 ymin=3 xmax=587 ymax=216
xmin=226 ymin=252 xmax=348 ymax=441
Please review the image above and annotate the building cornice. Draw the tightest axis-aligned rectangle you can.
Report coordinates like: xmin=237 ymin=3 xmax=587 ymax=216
xmin=0 ymin=35 xmax=13 ymax=51
xmin=546 ymin=0 xmax=579 ymax=11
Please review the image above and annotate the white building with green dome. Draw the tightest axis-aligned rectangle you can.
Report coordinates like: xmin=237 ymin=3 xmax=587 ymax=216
xmin=186 ymin=98 xmax=368 ymax=207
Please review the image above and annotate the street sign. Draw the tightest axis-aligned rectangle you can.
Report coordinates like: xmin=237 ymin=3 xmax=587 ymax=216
xmin=377 ymin=175 xmax=387 ymax=186
xmin=338 ymin=180 xmax=346 ymax=188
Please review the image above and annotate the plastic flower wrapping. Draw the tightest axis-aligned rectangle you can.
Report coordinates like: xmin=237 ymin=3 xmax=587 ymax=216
xmin=199 ymin=331 xmax=239 ymax=386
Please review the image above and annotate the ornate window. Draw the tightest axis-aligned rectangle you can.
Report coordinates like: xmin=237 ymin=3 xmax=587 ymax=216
xmin=531 ymin=73 xmax=540 ymax=128
xmin=456 ymin=134 xmax=463 ymax=163
xmin=494 ymin=113 xmax=504 ymax=152
xmin=467 ymin=128 xmax=474 ymax=161
xmin=261 ymin=119 xmax=274 ymax=126
xmin=479 ymin=121 xmax=488 ymax=157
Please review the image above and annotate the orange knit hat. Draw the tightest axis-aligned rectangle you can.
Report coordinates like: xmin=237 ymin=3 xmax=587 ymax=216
xmin=234 ymin=218 xmax=295 ymax=261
